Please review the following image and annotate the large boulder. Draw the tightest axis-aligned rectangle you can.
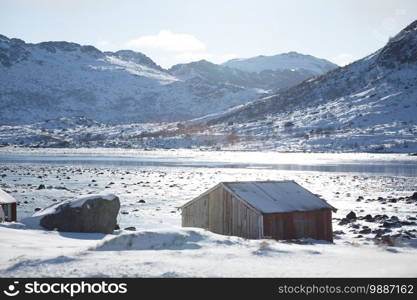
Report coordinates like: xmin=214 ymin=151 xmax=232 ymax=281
xmin=37 ymin=194 xmax=120 ymax=234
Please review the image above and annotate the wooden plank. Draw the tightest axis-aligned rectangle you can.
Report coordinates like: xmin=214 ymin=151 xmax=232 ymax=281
xmin=223 ymin=189 xmax=231 ymax=235
xmin=182 ymin=194 xmax=209 ymax=228
xmin=182 ymin=186 xmax=262 ymax=239
xmin=263 ymin=209 xmax=333 ymax=241
xmin=232 ymin=195 xmax=238 ymax=236
xmin=208 ymin=187 xmax=223 ymax=234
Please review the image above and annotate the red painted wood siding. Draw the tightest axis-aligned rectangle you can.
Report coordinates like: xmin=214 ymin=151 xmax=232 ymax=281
xmin=263 ymin=209 xmax=333 ymax=242
xmin=11 ymin=203 xmax=17 ymax=222
xmin=0 ymin=203 xmax=17 ymax=222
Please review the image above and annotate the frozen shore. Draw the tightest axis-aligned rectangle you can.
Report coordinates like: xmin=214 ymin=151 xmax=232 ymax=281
xmin=0 ymin=149 xmax=416 ymax=277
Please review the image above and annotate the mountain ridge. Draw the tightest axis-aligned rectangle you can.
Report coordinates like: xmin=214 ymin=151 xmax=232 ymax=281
xmin=186 ymin=20 xmax=417 ymax=152
xmin=168 ymin=59 xmax=321 ymax=91
xmin=0 ymin=34 xmax=334 ymax=125
xmin=222 ymin=51 xmax=338 ymax=74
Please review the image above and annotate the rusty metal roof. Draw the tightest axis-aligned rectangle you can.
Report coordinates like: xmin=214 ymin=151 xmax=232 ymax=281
xmin=223 ymin=180 xmax=336 ymax=213
xmin=0 ymin=188 xmax=17 ymax=204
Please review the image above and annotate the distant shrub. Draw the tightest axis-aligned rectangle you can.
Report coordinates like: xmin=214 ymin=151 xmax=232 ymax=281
xmin=258 ymin=241 xmax=270 ymax=251
xmin=226 ymin=132 xmax=239 ymax=143
xmin=204 ymin=138 xmax=217 ymax=146
xmin=294 ymin=132 xmax=310 ymax=140
xmin=284 ymin=121 xmax=295 ymax=127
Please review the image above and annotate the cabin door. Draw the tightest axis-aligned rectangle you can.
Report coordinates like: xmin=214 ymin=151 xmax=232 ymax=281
xmin=4 ymin=204 xmax=12 ymax=221
xmin=293 ymin=213 xmax=314 ymax=238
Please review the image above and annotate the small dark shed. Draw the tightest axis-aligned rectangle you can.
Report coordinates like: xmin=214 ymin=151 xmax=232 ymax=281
xmin=181 ymin=181 xmax=337 ymax=241
xmin=0 ymin=189 xmax=17 ymax=222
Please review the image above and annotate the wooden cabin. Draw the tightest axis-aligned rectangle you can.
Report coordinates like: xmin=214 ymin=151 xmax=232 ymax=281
xmin=181 ymin=181 xmax=337 ymax=241
xmin=0 ymin=189 xmax=17 ymax=222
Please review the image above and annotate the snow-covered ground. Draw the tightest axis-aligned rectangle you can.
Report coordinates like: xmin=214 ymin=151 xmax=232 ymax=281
xmin=0 ymin=149 xmax=416 ymax=277
xmin=1 ymin=226 xmax=417 ymax=277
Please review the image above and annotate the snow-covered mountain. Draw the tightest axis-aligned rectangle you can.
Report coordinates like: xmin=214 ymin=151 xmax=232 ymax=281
xmin=190 ymin=20 xmax=417 ymax=152
xmin=169 ymin=59 xmax=321 ymax=90
xmin=0 ymin=35 xmax=269 ymax=125
xmin=223 ymin=51 xmax=338 ymax=74
xmin=3 ymin=20 xmax=416 ymax=153
xmin=0 ymin=35 xmax=335 ymax=126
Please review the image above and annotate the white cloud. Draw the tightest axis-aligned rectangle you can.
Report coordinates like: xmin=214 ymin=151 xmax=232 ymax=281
xmin=124 ymin=30 xmax=239 ymax=68
xmin=373 ymin=8 xmax=409 ymax=43
xmin=95 ymin=40 xmax=110 ymax=49
xmin=333 ymin=53 xmax=356 ymax=66
xmin=395 ymin=8 xmax=407 ymax=16
xmin=126 ymin=30 xmax=206 ymax=52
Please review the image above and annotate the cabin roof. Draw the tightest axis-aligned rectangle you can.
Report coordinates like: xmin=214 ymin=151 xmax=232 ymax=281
xmin=222 ymin=180 xmax=336 ymax=213
xmin=0 ymin=188 xmax=17 ymax=204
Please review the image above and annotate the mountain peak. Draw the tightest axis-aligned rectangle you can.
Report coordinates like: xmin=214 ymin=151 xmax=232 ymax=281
xmin=168 ymin=59 xmax=216 ymax=74
xmin=223 ymin=52 xmax=337 ymax=74
xmin=109 ymin=50 xmax=163 ymax=70
xmin=37 ymin=41 xmax=102 ymax=57
xmin=398 ymin=19 xmax=417 ymax=36
xmin=0 ymin=34 xmax=10 ymax=42
xmin=282 ymin=51 xmax=302 ymax=56
xmin=193 ymin=59 xmax=213 ymax=65
xmin=377 ymin=19 xmax=417 ymax=68
xmin=0 ymin=35 xmax=31 ymax=67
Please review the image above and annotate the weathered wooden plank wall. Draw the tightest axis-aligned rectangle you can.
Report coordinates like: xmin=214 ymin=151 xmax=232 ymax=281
xmin=0 ymin=203 xmax=17 ymax=222
xmin=182 ymin=185 xmax=262 ymax=239
xmin=182 ymin=185 xmax=333 ymax=241
xmin=263 ymin=209 xmax=333 ymax=241
xmin=182 ymin=194 xmax=209 ymax=228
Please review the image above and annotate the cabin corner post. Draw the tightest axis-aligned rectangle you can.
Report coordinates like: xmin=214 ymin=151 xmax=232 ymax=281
xmin=258 ymin=214 xmax=264 ymax=238
xmin=328 ymin=209 xmax=333 ymax=242
xmin=12 ymin=202 xmax=17 ymax=222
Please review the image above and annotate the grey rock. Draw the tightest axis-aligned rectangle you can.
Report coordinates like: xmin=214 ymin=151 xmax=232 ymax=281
xmin=373 ymin=228 xmax=391 ymax=236
xmin=39 ymin=194 xmax=120 ymax=234
xmin=382 ymin=221 xmax=401 ymax=228
xmin=364 ymin=214 xmax=374 ymax=222
xmin=359 ymin=228 xmax=372 ymax=234
xmin=338 ymin=218 xmax=350 ymax=225
xmin=400 ymin=220 xmax=415 ymax=226
xmin=346 ymin=211 xmax=357 ymax=220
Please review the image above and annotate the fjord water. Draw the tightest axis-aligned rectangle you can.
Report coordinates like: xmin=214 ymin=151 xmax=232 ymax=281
xmin=0 ymin=149 xmax=416 ymax=177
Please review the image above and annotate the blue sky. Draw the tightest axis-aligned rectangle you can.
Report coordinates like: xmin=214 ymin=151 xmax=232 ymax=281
xmin=1 ymin=0 xmax=416 ymax=68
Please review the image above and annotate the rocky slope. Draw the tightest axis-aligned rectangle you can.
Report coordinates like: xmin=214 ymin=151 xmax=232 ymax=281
xmin=0 ymin=35 xmax=265 ymax=125
xmin=188 ymin=20 xmax=417 ymax=152
xmin=0 ymin=35 xmax=335 ymax=126
xmin=169 ymin=59 xmax=323 ymax=91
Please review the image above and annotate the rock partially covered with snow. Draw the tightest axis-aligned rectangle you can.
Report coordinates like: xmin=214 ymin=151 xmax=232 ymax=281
xmin=35 ymin=194 xmax=120 ymax=234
